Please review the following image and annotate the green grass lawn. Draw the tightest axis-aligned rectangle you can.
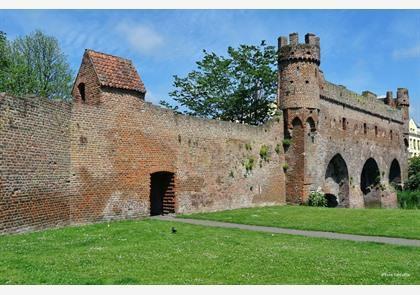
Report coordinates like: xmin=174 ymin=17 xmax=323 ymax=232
xmin=179 ymin=205 xmax=420 ymax=240
xmin=0 ymin=218 xmax=419 ymax=284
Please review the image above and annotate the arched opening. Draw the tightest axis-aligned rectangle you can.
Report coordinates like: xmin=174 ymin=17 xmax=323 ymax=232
xmin=292 ymin=117 xmax=303 ymax=128
xmin=325 ymin=194 xmax=338 ymax=208
xmin=324 ymin=154 xmax=349 ymax=207
xmin=150 ymin=171 xmax=175 ymax=216
xmin=306 ymin=117 xmax=316 ymax=132
xmin=389 ymin=159 xmax=401 ymax=189
xmin=360 ymin=158 xmax=380 ymax=195
xmin=78 ymin=83 xmax=86 ymax=102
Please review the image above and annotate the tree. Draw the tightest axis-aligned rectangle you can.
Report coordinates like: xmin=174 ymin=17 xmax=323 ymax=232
xmin=0 ymin=30 xmax=73 ymax=100
xmin=405 ymin=156 xmax=420 ymax=191
xmin=160 ymin=41 xmax=277 ymax=125
xmin=0 ymin=31 xmax=9 ymax=87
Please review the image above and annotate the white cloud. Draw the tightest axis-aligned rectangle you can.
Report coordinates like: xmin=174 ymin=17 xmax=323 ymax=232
xmin=392 ymin=44 xmax=420 ymax=59
xmin=115 ymin=21 xmax=164 ymax=54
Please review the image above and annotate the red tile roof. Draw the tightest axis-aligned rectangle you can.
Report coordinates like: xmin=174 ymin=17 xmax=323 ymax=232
xmin=86 ymin=49 xmax=146 ymax=94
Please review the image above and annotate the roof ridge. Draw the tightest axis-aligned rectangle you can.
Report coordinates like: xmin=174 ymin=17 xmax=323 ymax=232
xmin=85 ymin=49 xmax=133 ymax=64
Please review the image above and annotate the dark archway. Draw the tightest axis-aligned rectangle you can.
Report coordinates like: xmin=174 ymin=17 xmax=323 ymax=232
xmin=291 ymin=117 xmax=303 ymax=128
xmin=324 ymin=154 xmax=349 ymax=206
xmin=389 ymin=159 xmax=401 ymax=188
xmin=150 ymin=171 xmax=175 ymax=216
xmin=325 ymin=194 xmax=338 ymax=208
xmin=360 ymin=158 xmax=380 ymax=195
xmin=306 ymin=117 xmax=316 ymax=132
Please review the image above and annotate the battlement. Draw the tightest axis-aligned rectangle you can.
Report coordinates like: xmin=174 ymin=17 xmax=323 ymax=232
xmin=320 ymin=81 xmax=405 ymax=122
xmin=278 ymin=32 xmax=320 ymax=65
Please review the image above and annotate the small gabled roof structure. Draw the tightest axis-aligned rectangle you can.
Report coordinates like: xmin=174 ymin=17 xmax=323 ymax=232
xmin=82 ymin=49 xmax=146 ymax=94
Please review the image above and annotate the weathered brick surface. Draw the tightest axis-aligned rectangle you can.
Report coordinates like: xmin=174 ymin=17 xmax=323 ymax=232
xmin=69 ymin=88 xmax=286 ymax=224
xmin=0 ymin=50 xmax=286 ymax=233
xmin=278 ymin=33 xmax=408 ymax=208
xmin=0 ymin=32 xmax=410 ymax=233
xmin=0 ymin=94 xmax=72 ymax=233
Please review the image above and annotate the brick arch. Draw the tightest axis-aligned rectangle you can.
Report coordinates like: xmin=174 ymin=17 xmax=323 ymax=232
xmin=389 ymin=159 xmax=401 ymax=187
xmin=291 ymin=116 xmax=303 ymax=128
xmin=324 ymin=153 xmax=349 ymax=207
xmin=360 ymin=158 xmax=380 ymax=195
xmin=306 ymin=116 xmax=316 ymax=132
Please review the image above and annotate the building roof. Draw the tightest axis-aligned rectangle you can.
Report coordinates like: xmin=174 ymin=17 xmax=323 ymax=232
xmin=86 ymin=49 xmax=146 ymax=94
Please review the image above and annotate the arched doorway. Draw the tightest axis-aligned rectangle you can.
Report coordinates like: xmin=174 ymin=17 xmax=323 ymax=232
xmin=324 ymin=154 xmax=349 ymax=207
xmin=360 ymin=158 xmax=380 ymax=195
xmin=389 ymin=159 xmax=401 ymax=189
xmin=150 ymin=171 xmax=175 ymax=216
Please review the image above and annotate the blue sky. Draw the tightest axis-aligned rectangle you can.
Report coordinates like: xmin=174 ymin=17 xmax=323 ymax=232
xmin=1 ymin=10 xmax=419 ymax=121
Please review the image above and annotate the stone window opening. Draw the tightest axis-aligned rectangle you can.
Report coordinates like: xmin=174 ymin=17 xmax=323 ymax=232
xmin=375 ymin=126 xmax=378 ymax=137
xmin=390 ymin=130 xmax=393 ymax=140
xmin=78 ymin=83 xmax=86 ymax=102
xmin=363 ymin=123 xmax=367 ymax=135
xmin=342 ymin=118 xmax=347 ymax=130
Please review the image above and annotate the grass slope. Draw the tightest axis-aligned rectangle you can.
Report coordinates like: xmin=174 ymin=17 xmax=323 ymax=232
xmin=0 ymin=218 xmax=419 ymax=284
xmin=179 ymin=205 xmax=420 ymax=240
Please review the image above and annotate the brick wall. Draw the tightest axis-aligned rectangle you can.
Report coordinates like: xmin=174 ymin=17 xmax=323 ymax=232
xmin=0 ymin=94 xmax=72 ymax=233
xmin=69 ymin=89 xmax=286 ymax=223
xmin=0 ymin=89 xmax=286 ymax=233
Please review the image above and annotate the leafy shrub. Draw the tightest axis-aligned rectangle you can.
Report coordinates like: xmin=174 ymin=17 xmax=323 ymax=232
xmin=405 ymin=156 xmax=420 ymax=191
xmin=243 ymin=156 xmax=255 ymax=174
xmin=259 ymin=145 xmax=270 ymax=162
xmin=282 ymin=163 xmax=289 ymax=171
xmin=308 ymin=190 xmax=327 ymax=207
xmin=397 ymin=191 xmax=420 ymax=209
xmin=282 ymin=138 xmax=292 ymax=147
xmin=275 ymin=143 xmax=281 ymax=154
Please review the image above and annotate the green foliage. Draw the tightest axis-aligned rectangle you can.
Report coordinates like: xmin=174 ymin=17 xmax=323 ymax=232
xmin=282 ymin=138 xmax=292 ymax=147
xmin=275 ymin=143 xmax=281 ymax=155
xmin=405 ymin=156 xmax=420 ymax=191
xmin=161 ymin=41 xmax=277 ymax=125
xmin=243 ymin=156 xmax=255 ymax=174
xmin=259 ymin=144 xmax=270 ymax=162
xmin=245 ymin=143 xmax=252 ymax=151
xmin=229 ymin=171 xmax=234 ymax=178
xmin=397 ymin=191 xmax=420 ymax=209
xmin=0 ymin=30 xmax=73 ymax=100
xmin=308 ymin=191 xmax=327 ymax=207
xmin=282 ymin=163 xmax=289 ymax=171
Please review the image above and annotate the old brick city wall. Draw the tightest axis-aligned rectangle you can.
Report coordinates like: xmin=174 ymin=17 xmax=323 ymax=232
xmin=0 ymin=50 xmax=286 ymax=233
xmin=278 ymin=33 xmax=408 ymax=208
xmin=0 ymin=32 xmax=410 ymax=233
xmin=69 ymin=88 xmax=285 ymax=225
xmin=0 ymin=96 xmax=72 ymax=232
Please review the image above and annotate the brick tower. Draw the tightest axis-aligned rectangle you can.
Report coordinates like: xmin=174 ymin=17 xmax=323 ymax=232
xmin=396 ymin=87 xmax=410 ymax=149
xmin=278 ymin=33 xmax=321 ymax=203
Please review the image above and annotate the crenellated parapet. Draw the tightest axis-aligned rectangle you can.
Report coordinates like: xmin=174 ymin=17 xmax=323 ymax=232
xmin=278 ymin=32 xmax=320 ymax=66
xmin=320 ymin=81 xmax=405 ymax=123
